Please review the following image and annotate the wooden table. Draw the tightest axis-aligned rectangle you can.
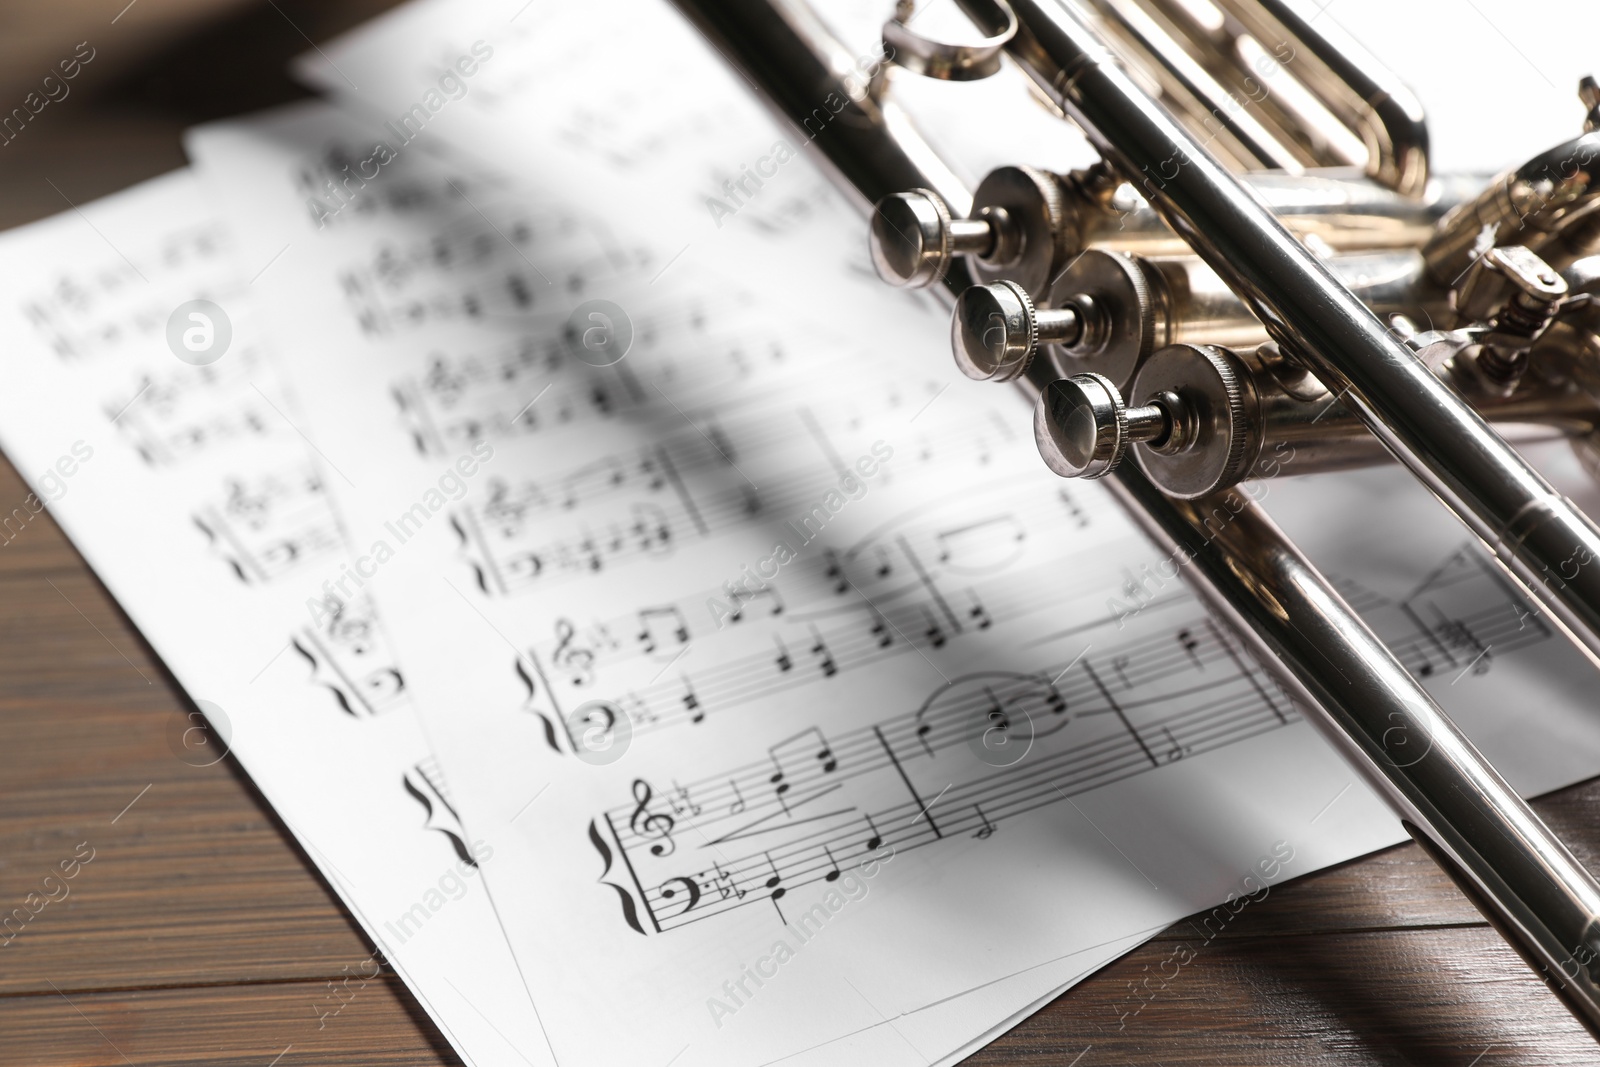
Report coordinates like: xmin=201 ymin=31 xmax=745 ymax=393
xmin=3 ymin=6 xmax=1600 ymax=1064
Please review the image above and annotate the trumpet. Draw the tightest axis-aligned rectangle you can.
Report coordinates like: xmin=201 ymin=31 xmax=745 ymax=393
xmin=671 ymin=0 xmax=1600 ymax=1040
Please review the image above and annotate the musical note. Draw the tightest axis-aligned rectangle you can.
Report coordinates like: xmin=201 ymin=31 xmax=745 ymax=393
xmin=822 ymin=846 xmax=840 ymax=882
xmin=669 ymin=780 xmax=701 ymax=817
xmin=822 ymin=549 xmax=847 ymax=595
xmin=982 ymin=686 xmax=1009 ymax=742
xmin=973 ymin=805 xmax=997 ymax=839
xmin=739 ymin=484 xmax=762 ymax=516
xmin=934 ymin=513 xmax=1027 ymax=572
xmin=637 ymin=605 xmax=690 ymax=656
xmin=867 ymin=605 xmax=893 ymax=649
xmin=1162 ymin=726 xmax=1191 ymax=763
xmin=922 ymin=606 xmax=947 ymax=650
xmin=773 ymin=635 xmax=792 ymax=673
xmin=628 ymin=779 xmax=676 ymax=856
xmin=681 ymin=680 xmax=704 ymax=724
xmin=730 ymin=583 xmax=784 ymax=621
xmin=629 ymin=503 xmax=673 ymax=556
xmin=707 ymin=421 xmax=739 ymax=466
xmin=766 ymin=726 xmax=838 ymax=811
xmin=727 ymin=779 xmax=746 ymax=816
xmin=1057 ymin=486 xmax=1091 ymax=529
xmin=763 ymin=851 xmax=787 ymax=919
xmin=863 ymin=813 xmax=883 ymax=852
xmin=1176 ymin=628 xmax=1202 ymax=669
xmin=967 ymin=591 xmax=993 ymax=630
xmin=1111 ymin=653 xmax=1134 ymax=689
xmin=808 ymin=626 xmax=838 ymax=677
xmin=560 ymin=454 xmax=626 ymax=509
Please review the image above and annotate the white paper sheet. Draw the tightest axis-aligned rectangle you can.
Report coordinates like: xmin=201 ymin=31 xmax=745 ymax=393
xmin=186 ymin=82 xmax=1600 ymax=1067
xmin=0 ymin=169 xmax=553 ymax=1067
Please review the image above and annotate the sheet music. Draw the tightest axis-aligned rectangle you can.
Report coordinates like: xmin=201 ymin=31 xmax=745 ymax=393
xmin=0 ymin=170 xmax=550 ymax=1067
xmin=188 ymin=83 xmax=1600 ymax=1067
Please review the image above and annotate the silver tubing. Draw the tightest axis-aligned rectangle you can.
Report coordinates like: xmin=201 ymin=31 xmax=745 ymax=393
xmin=1210 ymin=0 xmax=1430 ymax=195
xmin=995 ymin=0 xmax=1600 ymax=673
xmin=667 ymin=0 xmax=1600 ymax=1036
xmin=1087 ymin=447 xmax=1600 ymax=1036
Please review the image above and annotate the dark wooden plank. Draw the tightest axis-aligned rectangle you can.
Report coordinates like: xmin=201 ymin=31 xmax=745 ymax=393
xmin=970 ymin=925 xmax=1597 ymax=1066
xmin=0 ymin=571 xmax=376 ymax=995
xmin=0 ymin=454 xmax=85 ymax=576
xmin=0 ymin=979 xmax=453 ymax=1067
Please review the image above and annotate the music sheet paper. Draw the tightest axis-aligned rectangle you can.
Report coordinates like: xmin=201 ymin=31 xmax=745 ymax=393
xmin=0 ymin=170 xmax=550 ymax=1067
xmin=187 ymin=81 xmax=1600 ymax=1067
xmin=182 ymin=99 xmax=1144 ymax=1066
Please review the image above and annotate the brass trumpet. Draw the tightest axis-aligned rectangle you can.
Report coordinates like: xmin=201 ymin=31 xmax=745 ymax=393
xmin=671 ymin=0 xmax=1600 ymax=1038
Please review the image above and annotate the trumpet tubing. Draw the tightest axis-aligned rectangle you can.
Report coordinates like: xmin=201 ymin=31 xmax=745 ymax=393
xmin=671 ymin=0 xmax=1600 ymax=1040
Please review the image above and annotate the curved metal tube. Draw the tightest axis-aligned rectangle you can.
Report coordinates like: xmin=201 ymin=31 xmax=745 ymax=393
xmin=669 ymin=0 xmax=1600 ymax=1036
xmin=1079 ymin=0 xmax=1430 ymax=194
xmin=1062 ymin=168 xmax=1479 ymax=259
xmin=999 ymin=0 xmax=1600 ymax=676
xmin=1425 ymin=131 xmax=1600 ymax=285
xmin=1091 ymin=452 xmax=1600 ymax=1038
xmin=1211 ymin=0 xmax=1430 ymax=195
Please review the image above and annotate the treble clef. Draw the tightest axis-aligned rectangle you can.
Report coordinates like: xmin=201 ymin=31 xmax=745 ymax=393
xmin=628 ymin=778 xmax=676 ymax=856
xmin=552 ymin=618 xmax=595 ymax=686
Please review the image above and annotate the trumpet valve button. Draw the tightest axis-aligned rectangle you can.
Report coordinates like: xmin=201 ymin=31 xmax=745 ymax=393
xmin=952 ymin=280 xmax=1036 ymax=381
xmin=952 ymin=281 xmax=1084 ymax=382
xmin=1035 ymin=373 xmax=1136 ymax=479
xmin=869 ymin=189 xmax=955 ymax=288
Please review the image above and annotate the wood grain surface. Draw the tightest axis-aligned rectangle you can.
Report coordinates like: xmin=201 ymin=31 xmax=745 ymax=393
xmin=2 ymin=5 xmax=1599 ymax=1065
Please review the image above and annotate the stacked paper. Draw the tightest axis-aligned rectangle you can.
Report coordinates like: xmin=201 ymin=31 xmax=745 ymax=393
xmin=0 ymin=1 xmax=1597 ymax=1064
